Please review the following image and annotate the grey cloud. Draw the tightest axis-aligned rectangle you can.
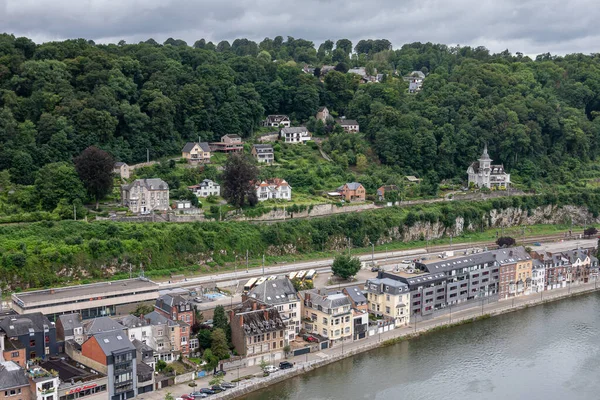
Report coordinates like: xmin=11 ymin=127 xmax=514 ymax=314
xmin=1 ymin=0 xmax=599 ymax=55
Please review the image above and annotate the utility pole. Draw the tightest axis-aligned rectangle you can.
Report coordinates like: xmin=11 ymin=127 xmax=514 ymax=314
xmin=370 ymin=242 xmax=375 ymax=266
xmin=262 ymin=254 xmax=265 ymax=276
xmin=146 ymin=148 xmax=149 ymax=163
xmin=246 ymin=250 xmax=249 ymax=273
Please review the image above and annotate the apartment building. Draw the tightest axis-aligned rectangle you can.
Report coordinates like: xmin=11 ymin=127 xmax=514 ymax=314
xmin=492 ymin=247 xmax=533 ymax=298
xmin=0 ymin=314 xmax=58 ymax=362
xmin=300 ymin=289 xmax=353 ymax=346
xmin=364 ymin=278 xmax=411 ymax=326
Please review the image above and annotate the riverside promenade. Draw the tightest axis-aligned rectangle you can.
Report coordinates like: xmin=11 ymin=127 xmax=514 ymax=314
xmin=140 ymin=278 xmax=600 ymax=400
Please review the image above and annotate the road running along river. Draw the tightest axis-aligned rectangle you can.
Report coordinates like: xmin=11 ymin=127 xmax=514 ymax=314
xmin=244 ymin=291 xmax=600 ymax=400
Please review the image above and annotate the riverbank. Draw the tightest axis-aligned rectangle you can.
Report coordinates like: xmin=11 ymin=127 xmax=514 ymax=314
xmin=203 ymin=280 xmax=600 ymax=400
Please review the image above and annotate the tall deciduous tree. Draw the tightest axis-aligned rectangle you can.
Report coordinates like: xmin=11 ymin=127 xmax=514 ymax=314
xmin=74 ymin=146 xmax=115 ymax=209
xmin=331 ymin=254 xmax=361 ymax=280
xmin=210 ymin=328 xmax=229 ymax=360
xmin=35 ymin=162 xmax=86 ymax=211
xmin=222 ymin=153 xmax=258 ymax=208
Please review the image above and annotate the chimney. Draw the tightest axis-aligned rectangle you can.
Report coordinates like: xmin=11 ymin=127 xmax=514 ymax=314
xmin=252 ymin=302 xmax=257 ymax=311
xmin=239 ymin=315 xmax=244 ymax=328
xmin=509 ymin=251 xmax=513 ymax=257
xmin=263 ymin=309 xmax=269 ymax=320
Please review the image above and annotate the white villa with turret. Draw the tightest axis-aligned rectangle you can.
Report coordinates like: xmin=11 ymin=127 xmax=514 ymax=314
xmin=467 ymin=145 xmax=510 ymax=189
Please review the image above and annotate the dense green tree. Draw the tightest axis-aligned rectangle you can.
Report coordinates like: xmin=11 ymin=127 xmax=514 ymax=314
xmin=332 ymin=254 xmax=361 ymax=280
xmin=34 ymin=162 xmax=86 ymax=211
xmin=210 ymin=328 xmax=229 ymax=360
xmin=222 ymin=153 xmax=259 ymax=208
xmin=212 ymin=305 xmax=229 ymax=331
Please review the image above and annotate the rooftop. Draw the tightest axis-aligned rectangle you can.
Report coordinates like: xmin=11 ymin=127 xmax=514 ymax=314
xmin=84 ymin=317 xmax=126 ymax=335
xmin=41 ymin=358 xmax=106 ymax=386
xmin=247 ymin=278 xmax=298 ymax=305
xmin=12 ymin=278 xmax=158 ymax=306
xmin=0 ymin=312 xmax=53 ymax=337
xmin=92 ymin=330 xmax=135 ymax=356
xmin=0 ymin=361 xmax=29 ymax=390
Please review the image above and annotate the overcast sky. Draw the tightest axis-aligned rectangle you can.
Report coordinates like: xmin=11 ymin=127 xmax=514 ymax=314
xmin=1 ymin=0 xmax=598 ymax=55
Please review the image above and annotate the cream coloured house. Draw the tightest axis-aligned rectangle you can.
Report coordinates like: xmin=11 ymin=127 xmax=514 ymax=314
xmin=365 ymin=278 xmax=411 ymax=326
xmin=121 ymin=178 xmax=169 ymax=213
xmin=300 ymin=289 xmax=353 ymax=346
xmin=182 ymin=142 xmax=211 ymax=164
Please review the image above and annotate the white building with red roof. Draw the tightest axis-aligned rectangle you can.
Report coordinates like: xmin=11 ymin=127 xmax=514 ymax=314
xmin=254 ymin=178 xmax=292 ymax=201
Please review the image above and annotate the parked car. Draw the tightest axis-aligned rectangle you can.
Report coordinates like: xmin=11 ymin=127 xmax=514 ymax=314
xmin=306 ymin=335 xmax=318 ymax=343
xmin=213 ymin=370 xmax=226 ymax=377
xmin=211 ymin=385 xmax=225 ymax=393
xmin=220 ymin=382 xmax=235 ymax=388
xmin=188 ymin=392 xmax=208 ymax=399
xmin=371 ymin=266 xmax=380 ymax=272
xmin=263 ymin=365 xmax=279 ymax=373
xmin=533 ymin=242 xmax=542 ymax=246
xmin=199 ymin=387 xmax=216 ymax=395
xmin=194 ymin=297 xmax=203 ymax=303
xmin=279 ymin=361 xmax=293 ymax=370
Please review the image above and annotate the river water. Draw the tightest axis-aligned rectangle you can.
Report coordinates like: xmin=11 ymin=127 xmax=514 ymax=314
xmin=244 ymin=292 xmax=600 ymax=400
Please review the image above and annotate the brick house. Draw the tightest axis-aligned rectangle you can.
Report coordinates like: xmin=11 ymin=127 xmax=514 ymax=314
xmin=0 ymin=333 xmax=26 ymax=367
xmin=337 ymin=182 xmax=366 ymax=202
xmin=154 ymin=294 xmax=195 ymax=327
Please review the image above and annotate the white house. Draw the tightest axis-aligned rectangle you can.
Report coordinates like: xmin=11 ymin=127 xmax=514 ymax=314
xmin=280 ymin=127 xmax=311 ymax=144
xmin=467 ymin=145 xmax=511 ymax=189
xmin=531 ymin=260 xmax=546 ymax=293
xmin=263 ymin=115 xmax=291 ymax=128
xmin=254 ymin=179 xmax=291 ymax=201
xmin=188 ymin=179 xmax=220 ymax=197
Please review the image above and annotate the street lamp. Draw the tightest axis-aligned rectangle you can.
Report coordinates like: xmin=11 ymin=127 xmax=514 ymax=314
xmin=369 ymin=242 xmax=375 ymax=266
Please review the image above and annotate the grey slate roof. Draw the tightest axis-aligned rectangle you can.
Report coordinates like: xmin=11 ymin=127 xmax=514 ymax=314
xmin=490 ymin=247 xmax=531 ymax=265
xmin=303 ymin=289 xmax=351 ymax=310
xmin=223 ymin=134 xmax=241 ymax=139
xmin=421 ymin=251 xmax=498 ymax=272
xmin=199 ymin=142 xmax=211 ymax=152
xmin=338 ymin=119 xmax=359 ymax=126
xmin=0 ymin=361 xmax=29 ymax=391
xmin=84 ymin=317 xmax=126 ymax=335
xmin=232 ymin=302 xmax=286 ymax=336
xmin=280 ymin=127 xmax=308 ymax=134
xmin=344 ymin=286 xmax=367 ymax=304
xmin=344 ymin=182 xmax=363 ymax=190
xmin=248 ymin=278 xmax=298 ymax=305
xmin=144 ymin=311 xmax=178 ymax=327
xmin=114 ymin=162 xmax=126 ymax=167
xmin=114 ymin=315 xmax=148 ymax=329
xmin=121 ymin=178 xmax=168 ymax=191
xmin=0 ymin=312 xmax=52 ymax=337
xmin=58 ymin=313 xmax=82 ymax=336
xmin=182 ymin=142 xmax=196 ymax=152
xmin=93 ymin=330 xmax=135 ymax=356
xmin=253 ymin=144 xmax=273 ymax=150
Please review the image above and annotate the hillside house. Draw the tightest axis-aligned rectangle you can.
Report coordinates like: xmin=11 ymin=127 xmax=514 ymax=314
xmin=280 ymin=127 xmax=311 ymax=144
xmin=181 ymin=142 xmax=211 ymax=164
xmin=251 ymin=144 xmax=274 ymax=164
xmin=263 ymin=115 xmax=291 ymax=128
xmin=316 ymin=107 xmax=330 ymax=123
xmin=467 ymin=145 xmax=510 ymax=189
xmin=113 ymin=162 xmax=130 ymax=180
xmin=254 ymin=179 xmax=291 ymax=201
xmin=210 ymin=134 xmax=243 ymax=153
xmin=337 ymin=182 xmax=366 ymax=202
xmin=121 ymin=178 xmax=169 ymax=213
xmin=188 ymin=179 xmax=220 ymax=197
xmin=377 ymin=185 xmax=399 ymax=202
xmin=336 ymin=119 xmax=359 ymax=133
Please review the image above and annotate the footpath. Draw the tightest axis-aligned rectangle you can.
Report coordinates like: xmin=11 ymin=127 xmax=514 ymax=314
xmin=140 ymin=279 xmax=600 ymax=400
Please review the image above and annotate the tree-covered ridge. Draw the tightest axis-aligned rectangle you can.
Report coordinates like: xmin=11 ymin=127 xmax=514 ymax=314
xmin=0 ymin=34 xmax=600 ymax=188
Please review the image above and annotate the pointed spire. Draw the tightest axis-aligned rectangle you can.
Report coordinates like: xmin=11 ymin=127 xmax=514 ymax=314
xmin=479 ymin=143 xmax=492 ymax=162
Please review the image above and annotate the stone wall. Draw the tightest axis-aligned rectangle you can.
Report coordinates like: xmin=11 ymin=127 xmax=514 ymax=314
xmin=236 ymin=203 xmax=377 ymax=222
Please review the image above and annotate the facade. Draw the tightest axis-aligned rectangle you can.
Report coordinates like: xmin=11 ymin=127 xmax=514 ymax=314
xmin=0 ymin=314 xmax=58 ymax=362
xmin=336 ymin=119 xmax=359 ymax=133
xmin=263 ymin=115 xmax=291 ymax=128
xmin=113 ymin=316 xmax=152 ymax=350
xmin=181 ymin=142 xmax=211 ymax=164
xmin=379 ymin=251 xmax=500 ymax=317
xmin=531 ymin=248 xmax=599 ymax=291
xmin=403 ymin=71 xmax=425 ymax=93
xmin=113 ymin=163 xmax=130 ymax=180
xmin=254 ymin=179 xmax=291 ymax=201
xmin=11 ymin=278 xmax=159 ymax=322
xmin=245 ymin=278 xmax=301 ymax=343
xmin=337 ymin=182 xmax=366 ymax=202
xmin=1 ymin=333 xmax=26 ymax=367
xmin=531 ymin=259 xmax=546 ymax=293
xmin=41 ymin=358 xmax=108 ymax=400
xmin=492 ymin=248 xmax=532 ymax=298
xmin=300 ymin=289 xmax=353 ymax=346
xmin=154 ymin=294 xmax=195 ymax=327
xmin=26 ymin=367 xmax=59 ymax=400
xmin=342 ymin=287 xmax=369 ymax=340
xmin=0 ymin=361 xmax=31 ymax=400
xmin=56 ymin=314 xmax=85 ymax=345
xmin=467 ymin=145 xmax=511 ymax=189
xmin=143 ymin=312 xmax=180 ymax=362
xmin=251 ymin=144 xmax=274 ymax=164
xmin=280 ymin=127 xmax=311 ymax=144
xmin=188 ymin=179 xmax=220 ymax=198
xmin=209 ymin=135 xmax=243 ymax=153
xmin=79 ymin=331 xmax=137 ymax=400
xmin=120 ymin=179 xmax=169 ymax=214
xmin=229 ymin=302 xmax=286 ymax=367
xmin=316 ymin=107 xmax=330 ymax=123
xmin=365 ymin=278 xmax=411 ymax=326
xmin=377 ymin=185 xmax=399 ymax=202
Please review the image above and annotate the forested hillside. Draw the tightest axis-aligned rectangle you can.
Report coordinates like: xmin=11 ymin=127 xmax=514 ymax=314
xmin=1 ymin=34 xmax=600 ymax=189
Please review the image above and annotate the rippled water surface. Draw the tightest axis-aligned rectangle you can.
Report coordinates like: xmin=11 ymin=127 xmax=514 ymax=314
xmin=244 ymin=292 xmax=600 ymax=400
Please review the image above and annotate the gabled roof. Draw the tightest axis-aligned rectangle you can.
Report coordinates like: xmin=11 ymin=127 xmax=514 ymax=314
xmin=337 ymin=119 xmax=359 ymax=126
xmin=92 ymin=330 xmax=135 ymax=356
xmin=248 ymin=278 xmax=298 ymax=305
xmin=121 ymin=178 xmax=168 ymax=191
xmin=114 ymin=314 xmax=149 ymax=329
xmin=281 ymin=127 xmax=308 ymax=134
xmin=490 ymin=247 xmax=531 ymax=265
xmin=0 ymin=312 xmax=52 ymax=337
xmin=232 ymin=301 xmax=286 ymax=335
xmin=144 ymin=311 xmax=178 ymax=327
xmin=0 ymin=361 xmax=29 ymax=390
xmin=182 ymin=142 xmax=197 ymax=153
xmin=253 ymin=144 xmax=273 ymax=150
xmin=84 ymin=317 xmax=126 ymax=335
xmin=114 ymin=162 xmax=127 ymax=167
xmin=344 ymin=286 xmax=367 ymax=304
xmin=199 ymin=142 xmax=211 ymax=152
xmin=265 ymin=115 xmax=290 ymax=123
xmin=343 ymin=182 xmax=363 ymax=191
xmin=58 ymin=313 xmax=82 ymax=335
xmin=223 ymin=134 xmax=241 ymax=139
xmin=303 ymin=289 xmax=351 ymax=310
xmin=318 ymin=106 xmax=328 ymax=112
xmin=155 ymin=294 xmax=190 ymax=311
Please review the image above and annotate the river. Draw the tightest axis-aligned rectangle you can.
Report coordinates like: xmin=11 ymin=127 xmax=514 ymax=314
xmin=243 ymin=292 xmax=600 ymax=400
